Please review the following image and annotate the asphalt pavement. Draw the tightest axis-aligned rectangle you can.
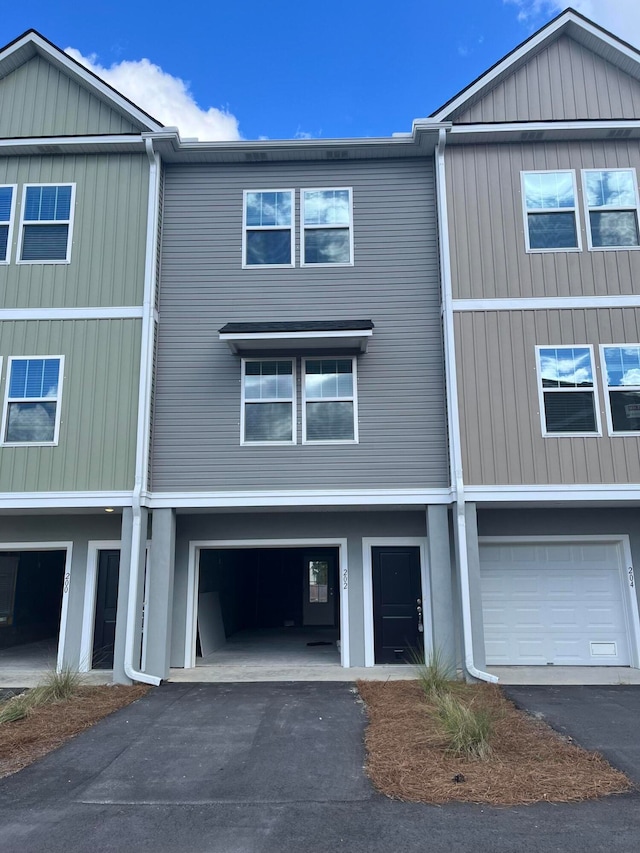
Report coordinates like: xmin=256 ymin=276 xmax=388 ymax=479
xmin=0 ymin=681 xmax=639 ymax=853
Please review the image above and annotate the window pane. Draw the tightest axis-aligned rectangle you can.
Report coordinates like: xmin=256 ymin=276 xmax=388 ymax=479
xmin=610 ymin=390 xmax=640 ymax=432
xmin=6 ymin=402 xmax=56 ymax=442
xmin=244 ymin=402 xmax=292 ymax=441
xmin=0 ymin=225 xmax=7 ymax=261
xmin=305 ymin=360 xmax=353 ymax=399
xmin=304 ymin=229 xmax=350 ymax=264
xmin=585 ymin=170 xmax=636 ymax=208
xmin=245 ymin=191 xmax=291 ymax=227
xmin=603 ymin=346 xmax=640 ymax=387
xmin=539 ymin=347 xmax=593 ymax=388
xmin=306 ymin=401 xmax=354 ymax=440
xmin=246 ymin=229 xmax=291 ymax=265
xmin=528 ymin=213 xmax=578 ymax=249
xmin=9 ymin=359 xmax=60 ymax=399
xmin=304 ymin=190 xmax=350 ymax=225
xmin=21 ymin=224 xmax=69 ymax=260
xmin=0 ymin=187 xmax=12 ymax=221
xmin=524 ymin=172 xmax=575 ymax=210
xmin=543 ymin=391 xmax=596 ymax=433
xmin=24 ymin=186 xmax=71 ymax=221
xmin=244 ymin=361 xmax=292 ymax=400
xmin=309 ymin=560 xmax=329 ymax=603
xmin=589 ymin=211 xmax=639 ymax=247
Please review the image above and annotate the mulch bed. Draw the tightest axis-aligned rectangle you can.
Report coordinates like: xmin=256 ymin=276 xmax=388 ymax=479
xmin=357 ymin=680 xmax=633 ymax=805
xmin=0 ymin=684 xmax=150 ymax=779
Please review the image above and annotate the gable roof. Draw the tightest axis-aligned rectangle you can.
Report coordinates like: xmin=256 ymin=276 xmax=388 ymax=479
xmin=0 ymin=29 xmax=163 ymax=133
xmin=430 ymin=7 xmax=640 ymax=122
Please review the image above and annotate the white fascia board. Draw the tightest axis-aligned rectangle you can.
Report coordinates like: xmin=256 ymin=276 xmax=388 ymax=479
xmin=453 ymin=296 xmax=640 ymax=311
xmin=149 ymin=488 xmax=454 ymax=509
xmin=465 ymin=484 xmax=640 ymax=503
xmin=448 ymin=120 xmax=640 ymax=140
xmin=0 ymin=135 xmax=147 ymax=150
xmin=220 ymin=328 xmax=373 ymax=354
xmin=430 ymin=11 xmax=637 ymax=122
xmin=0 ymin=306 xmax=144 ymax=320
xmin=0 ymin=491 xmax=133 ymax=509
xmin=1 ymin=33 xmax=162 ymax=132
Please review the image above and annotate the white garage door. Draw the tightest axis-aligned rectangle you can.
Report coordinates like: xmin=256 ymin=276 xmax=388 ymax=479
xmin=480 ymin=540 xmax=634 ymax=666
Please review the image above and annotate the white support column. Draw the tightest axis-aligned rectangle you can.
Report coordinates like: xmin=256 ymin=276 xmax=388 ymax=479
xmin=145 ymin=508 xmax=176 ymax=680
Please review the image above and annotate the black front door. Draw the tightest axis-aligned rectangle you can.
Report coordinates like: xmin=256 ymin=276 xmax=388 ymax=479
xmin=92 ymin=550 xmax=120 ymax=669
xmin=372 ymin=546 xmax=423 ymax=664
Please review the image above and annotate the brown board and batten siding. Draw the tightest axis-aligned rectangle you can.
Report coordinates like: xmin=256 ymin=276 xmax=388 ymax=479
xmin=455 ymin=308 xmax=640 ymax=486
xmin=0 ymin=54 xmax=140 ymax=137
xmin=152 ymin=159 xmax=448 ymax=492
xmin=447 ymin=140 xmax=640 ymax=300
xmin=450 ymin=35 xmax=640 ymax=123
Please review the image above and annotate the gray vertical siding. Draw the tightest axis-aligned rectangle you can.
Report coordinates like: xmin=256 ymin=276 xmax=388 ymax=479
xmin=455 ymin=308 xmax=640 ymax=486
xmin=0 ymin=154 xmax=149 ymax=309
xmin=152 ymin=159 xmax=448 ymax=492
xmin=0 ymin=55 xmax=139 ymax=137
xmin=447 ymin=141 xmax=640 ymax=300
xmin=451 ymin=36 xmax=640 ymax=122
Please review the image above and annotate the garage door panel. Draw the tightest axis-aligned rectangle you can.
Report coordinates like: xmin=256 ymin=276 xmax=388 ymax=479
xmin=480 ymin=541 xmax=633 ymax=667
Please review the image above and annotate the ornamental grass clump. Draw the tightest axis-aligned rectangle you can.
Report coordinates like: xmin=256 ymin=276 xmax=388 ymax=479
xmin=433 ymin=690 xmax=494 ymax=759
xmin=412 ymin=648 xmax=456 ymax=697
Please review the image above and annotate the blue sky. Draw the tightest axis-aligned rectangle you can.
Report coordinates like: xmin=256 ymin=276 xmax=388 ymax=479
xmin=1 ymin=1 xmax=638 ymax=141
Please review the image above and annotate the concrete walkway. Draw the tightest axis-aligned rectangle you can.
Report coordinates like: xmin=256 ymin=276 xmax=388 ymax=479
xmin=1 ymin=681 xmax=640 ymax=853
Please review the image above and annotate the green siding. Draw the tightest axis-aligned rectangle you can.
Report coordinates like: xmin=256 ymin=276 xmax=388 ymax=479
xmin=0 ymin=153 xmax=149 ymax=308
xmin=0 ymin=55 xmax=139 ymax=137
xmin=0 ymin=319 xmax=141 ymax=492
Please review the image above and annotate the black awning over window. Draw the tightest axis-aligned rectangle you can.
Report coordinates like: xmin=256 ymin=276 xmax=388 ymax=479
xmin=219 ymin=320 xmax=374 ymax=353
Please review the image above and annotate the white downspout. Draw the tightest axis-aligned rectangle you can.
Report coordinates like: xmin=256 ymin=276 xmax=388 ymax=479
xmin=435 ymin=127 xmax=497 ymax=684
xmin=124 ymin=138 xmax=162 ymax=686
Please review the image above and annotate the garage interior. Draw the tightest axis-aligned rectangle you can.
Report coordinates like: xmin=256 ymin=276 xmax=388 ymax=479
xmin=0 ymin=549 xmax=66 ymax=670
xmin=196 ymin=547 xmax=341 ymax=666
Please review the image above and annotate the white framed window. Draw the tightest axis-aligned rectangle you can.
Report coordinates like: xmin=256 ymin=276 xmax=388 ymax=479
xmin=0 ymin=185 xmax=17 ymax=264
xmin=582 ymin=169 xmax=640 ymax=250
xmin=302 ymin=357 xmax=358 ymax=443
xmin=301 ymin=188 xmax=353 ymax=265
xmin=535 ymin=346 xmax=600 ymax=437
xmin=600 ymin=345 xmax=640 ymax=435
xmin=243 ymin=190 xmax=294 ymax=267
xmin=241 ymin=359 xmax=296 ymax=444
xmin=1 ymin=356 xmax=64 ymax=446
xmin=521 ymin=171 xmax=581 ymax=252
xmin=17 ymin=183 xmax=75 ymax=264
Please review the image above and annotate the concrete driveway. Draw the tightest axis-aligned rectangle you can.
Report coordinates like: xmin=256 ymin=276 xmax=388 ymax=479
xmin=1 ymin=681 xmax=640 ymax=853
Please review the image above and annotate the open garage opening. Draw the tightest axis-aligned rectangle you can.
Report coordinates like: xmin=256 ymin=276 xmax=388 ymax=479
xmin=195 ymin=547 xmax=342 ymax=668
xmin=0 ymin=549 xmax=67 ymax=672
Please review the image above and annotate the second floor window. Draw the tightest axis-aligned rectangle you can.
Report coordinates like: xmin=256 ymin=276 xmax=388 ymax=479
xmin=536 ymin=346 xmax=599 ymax=436
xmin=1 ymin=356 xmax=64 ymax=445
xmin=601 ymin=345 xmax=640 ymax=434
xmin=243 ymin=190 xmax=294 ymax=267
xmin=522 ymin=171 xmax=580 ymax=252
xmin=302 ymin=189 xmax=353 ymax=265
xmin=19 ymin=184 xmax=75 ymax=263
xmin=0 ymin=185 xmax=16 ymax=264
xmin=241 ymin=359 xmax=295 ymax=443
xmin=303 ymin=358 xmax=357 ymax=442
xmin=583 ymin=169 xmax=640 ymax=249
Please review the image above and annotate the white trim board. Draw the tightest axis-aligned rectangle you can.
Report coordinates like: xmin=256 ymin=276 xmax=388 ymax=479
xmin=149 ymin=488 xmax=454 ymax=509
xmin=362 ymin=537 xmax=430 ymax=668
xmin=465 ymin=484 xmax=640 ymax=502
xmin=0 ymin=307 xmax=144 ymax=320
xmin=453 ymin=296 xmax=640 ymax=311
xmin=185 ymin=538 xmax=350 ymax=670
xmin=0 ymin=491 xmax=133 ymax=509
xmin=478 ymin=534 xmax=640 ymax=669
xmin=0 ymin=540 xmax=73 ymax=671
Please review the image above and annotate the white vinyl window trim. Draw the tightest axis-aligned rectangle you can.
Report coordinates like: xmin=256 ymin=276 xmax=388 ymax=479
xmin=0 ymin=355 xmax=65 ymax=447
xmin=302 ymin=356 xmax=359 ymax=444
xmin=242 ymin=189 xmax=295 ymax=269
xmin=17 ymin=183 xmax=76 ymax=265
xmin=535 ymin=345 xmax=602 ymax=438
xmin=0 ymin=185 xmax=17 ymax=264
xmin=582 ymin=168 xmax=640 ymax=252
xmin=521 ymin=170 xmax=581 ymax=254
xmin=240 ymin=358 xmax=296 ymax=446
xmin=301 ymin=187 xmax=354 ymax=267
xmin=599 ymin=344 xmax=640 ymax=436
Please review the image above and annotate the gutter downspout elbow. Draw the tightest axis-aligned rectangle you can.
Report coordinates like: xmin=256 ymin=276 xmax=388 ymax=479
xmin=123 ymin=137 xmax=162 ymax=687
xmin=436 ymin=128 xmax=497 ymax=685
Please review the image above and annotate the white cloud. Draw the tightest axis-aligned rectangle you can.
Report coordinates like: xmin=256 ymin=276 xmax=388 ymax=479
xmin=504 ymin=0 xmax=640 ymax=48
xmin=65 ymin=48 xmax=241 ymax=141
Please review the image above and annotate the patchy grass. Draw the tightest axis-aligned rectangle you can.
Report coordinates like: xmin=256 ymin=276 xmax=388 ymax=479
xmin=357 ymin=680 xmax=632 ymax=805
xmin=0 ymin=682 xmax=150 ymax=778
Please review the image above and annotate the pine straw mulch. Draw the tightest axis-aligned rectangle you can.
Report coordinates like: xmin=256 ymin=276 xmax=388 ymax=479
xmin=357 ymin=680 xmax=633 ymax=805
xmin=0 ymin=684 xmax=150 ymax=779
